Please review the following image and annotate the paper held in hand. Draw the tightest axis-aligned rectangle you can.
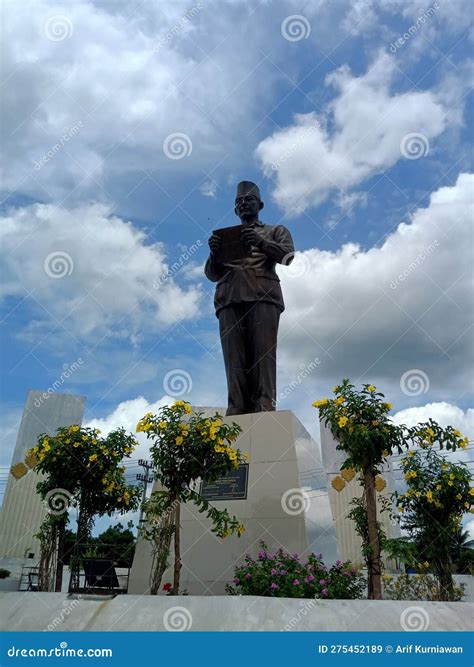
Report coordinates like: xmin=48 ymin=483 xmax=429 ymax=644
xmin=213 ymin=225 xmax=250 ymax=264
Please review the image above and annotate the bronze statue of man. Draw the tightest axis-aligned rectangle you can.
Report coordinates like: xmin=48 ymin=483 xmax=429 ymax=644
xmin=205 ymin=181 xmax=294 ymax=415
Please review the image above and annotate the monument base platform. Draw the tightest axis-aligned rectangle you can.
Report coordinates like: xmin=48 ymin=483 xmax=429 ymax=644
xmin=129 ymin=410 xmax=338 ymax=595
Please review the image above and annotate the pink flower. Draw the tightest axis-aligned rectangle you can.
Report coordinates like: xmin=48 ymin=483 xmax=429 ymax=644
xmin=280 ymin=569 xmax=287 ymax=575
xmin=271 ymin=568 xmax=277 ymax=576
xmin=319 ymin=579 xmax=326 ymax=585
xmin=233 ymin=578 xmax=240 ymax=585
xmin=245 ymin=573 xmax=252 ymax=579
xmin=322 ymin=588 xmax=329 ymax=597
xmin=258 ymin=551 xmax=266 ymax=559
xmin=335 ymin=560 xmax=342 ymax=567
xmin=270 ymin=582 xmax=279 ymax=590
xmin=293 ymin=579 xmax=300 ymax=586
xmin=305 ymin=575 xmax=315 ymax=583
xmin=292 ymin=554 xmax=300 ymax=560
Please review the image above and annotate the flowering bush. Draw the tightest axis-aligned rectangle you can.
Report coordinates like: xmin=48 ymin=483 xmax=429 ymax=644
xmin=137 ymin=400 xmax=248 ymax=593
xmin=393 ymin=446 xmax=472 ymax=600
xmin=313 ymin=379 xmax=468 ymax=600
xmin=30 ymin=425 xmax=141 ymax=524
xmin=27 ymin=424 xmax=141 ymax=591
xmin=226 ymin=542 xmax=366 ymax=599
xmin=383 ymin=571 xmax=465 ymax=602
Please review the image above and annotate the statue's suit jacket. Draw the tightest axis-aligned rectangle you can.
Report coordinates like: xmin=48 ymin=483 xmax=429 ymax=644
xmin=204 ymin=222 xmax=294 ymax=316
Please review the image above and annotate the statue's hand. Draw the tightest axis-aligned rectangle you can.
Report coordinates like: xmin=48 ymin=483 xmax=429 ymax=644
xmin=241 ymin=226 xmax=262 ymax=248
xmin=208 ymin=234 xmax=221 ymax=256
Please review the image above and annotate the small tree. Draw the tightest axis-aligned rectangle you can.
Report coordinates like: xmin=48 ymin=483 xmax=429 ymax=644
xmin=137 ymin=400 xmax=247 ymax=594
xmin=393 ymin=444 xmax=472 ymax=600
xmin=313 ymin=379 xmax=467 ymax=599
xmin=27 ymin=425 xmax=141 ymax=589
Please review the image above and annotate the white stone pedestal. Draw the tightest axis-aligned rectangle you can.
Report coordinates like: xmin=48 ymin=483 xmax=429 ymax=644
xmin=128 ymin=410 xmax=338 ymax=595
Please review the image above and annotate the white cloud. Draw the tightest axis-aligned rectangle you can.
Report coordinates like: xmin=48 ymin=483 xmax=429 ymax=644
xmin=256 ymin=53 xmax=457 ymax=215
xmin=1 ymin=0 xmax=277 ymax=203
xmin=393 ymin=402 xmax=474 ymax=437
xmin=0 ymin=202 xmax=203 ymax=339
xmin=199 ymin=180 xmax=218 ymax=198
xmin=276 ymin=173 xmax=474 ymax=403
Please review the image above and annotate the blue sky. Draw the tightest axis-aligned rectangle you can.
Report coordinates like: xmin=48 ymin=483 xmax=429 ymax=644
xmin=1 ymin=0 xmax=473 ymax=530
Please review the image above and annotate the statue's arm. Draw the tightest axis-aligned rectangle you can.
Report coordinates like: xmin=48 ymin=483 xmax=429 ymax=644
xmin=204 ymin=255 xmax=226 ymax=282
xmin=260 ymin=225 xmax=295 ymax=265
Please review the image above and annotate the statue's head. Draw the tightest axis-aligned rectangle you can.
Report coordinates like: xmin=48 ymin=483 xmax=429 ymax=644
xmin=235 ymin=180 xmax=264 ymax=222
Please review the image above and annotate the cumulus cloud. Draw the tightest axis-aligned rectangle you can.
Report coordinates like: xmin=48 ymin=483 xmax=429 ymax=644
xmin=0 ymin=202 xmax=203 ymax=339
xmin=276 ymin=173 xmax=474 ymax=404
xmin=1 ymin=0 xmax=277 ymax=203
xmin=256 ymin=53 xmax=457 ymax=215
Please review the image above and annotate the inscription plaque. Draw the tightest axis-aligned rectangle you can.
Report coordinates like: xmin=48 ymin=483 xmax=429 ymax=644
xmin=200 ymin=464 xmax=249 ymax=500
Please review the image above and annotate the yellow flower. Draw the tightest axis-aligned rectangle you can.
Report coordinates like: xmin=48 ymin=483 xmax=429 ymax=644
xmin=159 ymin=421 xmax=167 ymax=430
xmin=332 ymin=385 xmax=340 ymax=393
xmin=312 ymin=399 xmax=329 ymax=408
xmin=449 ymin=473 xmax=455 ymax=480
xmin=237 ymin=524 xmax=245 ymax=537
xmin=89 ymin=454 xmax=97 ymax=462
xmin=426 ymin=490 xmax=433 ymax=503
xmin=436 ymin=484 xmax=441 ymax=491
xmin=338 ymin=416 xmax=348 ymax=428
xmin=71 ymin=425 xmax=80 ymax=432
xmin=399 ymin=507 xmax=404 ymax=513
xmin=384 ymin=403 xmax=393 ymax=410
xmin=408 ymin=450 xmax=415 ymax=457
xmin=465 ymin=502 xmax=470 ymax=509
xmin=95 ymin=429 xmax=102 ymax=434
xmin=456 ymin=493 xmax=462 ymax=500
xmin=448 ymin=481 xmax=453 ymax=486
xmin=173 ymin=400 xmax=185 ymax=407
xmin=382 ymin=449 xmax=389 ymax=457
xmin=469 ymin=488 xmax=474 ymax=497
xmin=374 ymin=476 xmax=386 ymax=492
xmin=73 ymin=442 xmax=80 ymax=448
xmin=335 ymin=397 xmax=344 ymax=405
xmin=371 ymin=420 xmax=379 ymax=426
xmin=453 ymin=429 xmax=462 ymax=437
xmin=82 ymin=435 xmax=88 ymax=441
xmin=184 ymin=404 xmax=192 ymax=414
xmin=367 ymin=385 xmax=376 ymax=393
xmin=175 ymin=436 xmax=184 ymax=445
xmin=43 ymin=443 xmax=51 ymax=452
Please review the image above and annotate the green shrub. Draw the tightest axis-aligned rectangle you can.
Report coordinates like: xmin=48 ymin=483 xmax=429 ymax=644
xmin=383 ymin=572 xmax=465 ymax=601
xmin=226 ymin=541 xmax=366 ymax=599
xmin=0 ymin=568 xmax=11 ymax=579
